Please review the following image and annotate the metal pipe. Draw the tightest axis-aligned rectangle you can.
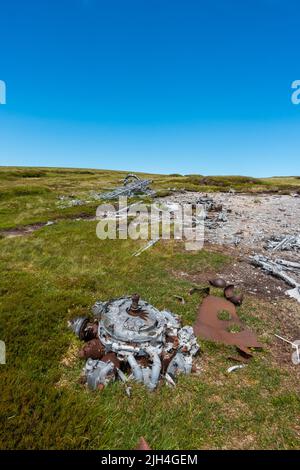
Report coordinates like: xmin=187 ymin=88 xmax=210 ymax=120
xmin=127 ymin=354 xmax=143 ymax=382
xmin=274 ymin=334 xmax=294 ymax=346
xmin=146 ymin=349 xmax=161 ymax=391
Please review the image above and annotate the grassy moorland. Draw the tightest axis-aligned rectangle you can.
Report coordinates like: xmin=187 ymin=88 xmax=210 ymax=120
xmin=0 ymin=167 xmax=300 ymax=231
xmin=0 ymin=167 xmax=299 ymax=449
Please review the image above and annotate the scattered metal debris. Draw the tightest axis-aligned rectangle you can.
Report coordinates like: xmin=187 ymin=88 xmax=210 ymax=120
xmin=173 ymin=295 xmax=185 ymax=304
xmin=274 ymin=334 xmax=300 ymax=365
xmin=217 ymin=210 xmax=228 ymax=222
xmin=227 ymin=364 xmax=246 ymax=373
xmin=209 ymin=278 xmax=227 ymax=288
xmin=70 ymin=294 xmax=199 ymax=392
xmin=224 ymin=284 xmax=244 ymax=306
xmin=99 ymin=174 xmax=155 ymax=200
xmin=156 ymin=191 xmax=300 ymax=250
xmin=58 ymin=195 xmax=87 ymax=208
xmin=251 ymin=254 xmax=300 ymax=303
xmin=208 ymin=278 xmax=244 ymax=306
xmin=193 ymin=295 xmax=262 ymax=356
xmin=57 ymin=174 xmax=156 ymax=208
xmin=266 ymin=234 xmax=300 ymax=252
xmin=196 ymin=196 xmax=216 ymax=211
xmin=286 ymin=286 xmax=300 ymax=303
xmin=132 ymin=238 xmax=159 ymax=257
xmin=189 ymin=286 xmax=210 ymax=296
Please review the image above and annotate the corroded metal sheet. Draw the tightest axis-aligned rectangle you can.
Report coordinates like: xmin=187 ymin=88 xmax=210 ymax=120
xmin=194 ymin=295 xmax=262 ymax=354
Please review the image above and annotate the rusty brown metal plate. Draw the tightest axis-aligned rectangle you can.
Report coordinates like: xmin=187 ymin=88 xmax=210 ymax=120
xmin=194 ymin=295 xmax=262 ymax=353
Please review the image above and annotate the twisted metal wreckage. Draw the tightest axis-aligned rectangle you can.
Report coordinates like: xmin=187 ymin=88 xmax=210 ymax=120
xmin=251 ymin=254 xmax=300 ymax=302
xmin=58 ymin=174 xmax=156 ymax=208
xmin=70 ymin=294 xmax=199 ymax=392
xmin=99 ymin=174 xmax=156 ymax=200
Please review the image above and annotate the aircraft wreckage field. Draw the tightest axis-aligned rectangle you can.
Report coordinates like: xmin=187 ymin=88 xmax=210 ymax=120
xmin=0 ymin=168 xmax=300 ymax=450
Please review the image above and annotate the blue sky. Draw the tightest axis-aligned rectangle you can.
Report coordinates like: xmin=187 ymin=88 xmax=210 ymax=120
xmin=0 ymin=0 xmax=300 ymax=176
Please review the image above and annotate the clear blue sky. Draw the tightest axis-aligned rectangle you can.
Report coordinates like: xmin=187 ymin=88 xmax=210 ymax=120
xmin=0 ymin=0 xmax=300 ymax=176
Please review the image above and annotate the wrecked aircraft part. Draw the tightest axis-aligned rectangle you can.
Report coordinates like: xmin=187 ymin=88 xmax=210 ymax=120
xmin=224 ymin=285 xmax=244 ymax=306
xmin=132 ymin=238 xmax=159 ymax=257
xmin=69 ymin=317 xmax=90 ymax=341
xmin=229 ymin=295 xmax=243 ymax=306
xmin=209 ymin=278 xmax=227 ymax=288
xmin=251 ymin=255 xmax=300 ymax=288
xmin=196 ymin=196 xmax=215 ymax=211
xmin=85 ymin=359 xmax=116 ymax=390
xmin=124 ymin=174 xmax=140 ymax=185
xmin=83 ymin=322 xmax=99 ymax=341
xmin=102 ymin=352 xmax=121 ymax=369
xmin=275 ymin=258 xmax=300 ymax=271
xmin=217 ymin=210 xmax=228 ymax=222
xmin=71 ymin=294 xmax=199 ymax=391
xmin=165 ymin=373 xmax=176 ymax=387
xmin=99 ymin=174 xmax=155 ymax=200
xmin=266 ymin=234 xmax=300 ymax=252
xmin=251 ymin=254 xmax=300 ymax=304
xmin=166 ymin=351 xmax=193 ymax=376
xmin=79 ymin=338 xmax=105 ymax=359
xmin=161 ymin=351 xmax=176 ymax=373
xmin=173 ymin=295 xmax=185 ymax=304
xmin=227 ymin=365 xmax=246 ymax=373
xmin=287 ymin=286 xmax=300 ymax=302
xmin=291 ymin=341 xmax=300 ymax=365
xmin=57 ymin=196 xmax=86 ymax=208
xmin=189 ymin=286 xmax=210 ymax=296
xmin=193 ymin=295 xmax=262 ymax=355
xmin=70 ymin=317 xmax=98 ymax=342
xmin=275 ymin=334 xmax=300 ymax=365
xmin=146 ymin=348 xmax=162 ymax=391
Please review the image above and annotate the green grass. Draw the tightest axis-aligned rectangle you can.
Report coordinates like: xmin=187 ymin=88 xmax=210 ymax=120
xmin=1 ymin=166 xmax=300 ymax=231
xmin=0 ymin=167 xmax=300 ymax=449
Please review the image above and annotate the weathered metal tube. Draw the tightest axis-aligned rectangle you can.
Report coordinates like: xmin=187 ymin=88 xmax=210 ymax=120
xmin=86 ymin=360 xmax=114 ymax=390
xmin=127 ymin=354 xmax=143 ymax=382
xmin=147 ymin=350 xmax=161 ymax=391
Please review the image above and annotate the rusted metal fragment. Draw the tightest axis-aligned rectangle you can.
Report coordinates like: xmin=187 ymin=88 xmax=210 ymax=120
xmin=173 ymin=295 xmax=185 ymax=304
xmin=127 ymin=294 xmax=148 ymax=320
xmin=209 ymin=278 xmax=227 ymax=288
xmin=224 ymin=285 xmax=244 ymax=306
xmin=101 ymin=352 xmax=120 ymax=369
xmin=236 ymin=345 xmax=253 ymax=357
xmin=135 ymin=437 xmax=151 ymax=450
xmin=193 ymin=295 xmax=262 ymax=352
xmin=227 ymin=355 xmax=249 ymax=363
xmin=83 ymin=322 xmax=99 ymax=341
xmin=189 ymin=286 xmax=210 ymax=296
xmin=161 ymin=351 xmax=177 ymax=374
xmin=166 ymin=335 xmax=180 ymax=348
xmin=70 ymin=317 xmax=99 ymax=341
xmin=79 ymin=338 xmax=105 ymax=359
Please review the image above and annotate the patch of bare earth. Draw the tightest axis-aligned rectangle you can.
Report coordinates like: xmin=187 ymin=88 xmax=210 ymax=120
xmin=172 ymin=243 xmax=288 ymax=302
